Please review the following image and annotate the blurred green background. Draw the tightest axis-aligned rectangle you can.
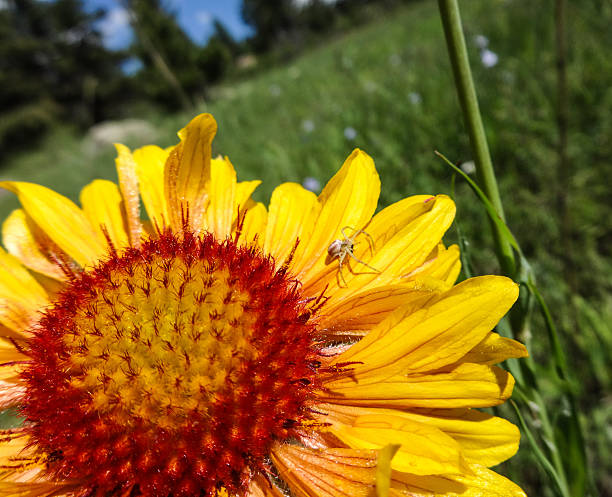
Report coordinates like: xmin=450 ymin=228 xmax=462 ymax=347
xmin=1 ymin=0 xmax=611 ymax=495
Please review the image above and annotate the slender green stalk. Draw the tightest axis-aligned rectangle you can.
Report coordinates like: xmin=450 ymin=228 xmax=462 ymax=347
xmin=437 ymin=0 xmax=515 ymax=277
xmin=435 ymin=3 xmax=590 ymax=495
xmin=510 ymin=400 xmax=571 ymax=497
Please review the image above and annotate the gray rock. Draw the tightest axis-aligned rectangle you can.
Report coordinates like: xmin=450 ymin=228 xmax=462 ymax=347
xmin=84 ymin=119 xmax=158 ymax=155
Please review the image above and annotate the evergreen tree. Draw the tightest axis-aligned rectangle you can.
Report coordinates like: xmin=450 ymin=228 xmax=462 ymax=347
xmin=198 ymin=20 xmax=238 ymax=84
xmin=0 ymin=0 xmax=129 ymax=156
xmin=241 ymin=0 xmax=297 ymax=53
xmin=123 ymin=0 xmax=201 ymax=110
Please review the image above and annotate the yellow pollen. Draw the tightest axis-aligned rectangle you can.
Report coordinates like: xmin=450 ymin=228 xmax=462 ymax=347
xmin=64 ymin=255 xmax=257 ymax=428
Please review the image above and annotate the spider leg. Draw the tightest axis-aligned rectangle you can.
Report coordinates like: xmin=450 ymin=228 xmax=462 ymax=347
xmin=337 ymin=253 xmax=348 ymax=287
xmin=347 ymin=251 xmax=380 ymax=273
xmin=342 ymin=227 xmax=376 ymax=254
xmin=360 ymin=230 xmax=376 ymax=255
xmin=341 ymin=226 xmax=357 ymax=241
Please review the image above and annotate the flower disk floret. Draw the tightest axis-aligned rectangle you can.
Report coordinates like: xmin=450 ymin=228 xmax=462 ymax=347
xmin=0 ymin=114 xmax=528 ymax=497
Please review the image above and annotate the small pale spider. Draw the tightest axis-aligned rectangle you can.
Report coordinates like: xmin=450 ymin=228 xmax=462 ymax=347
xmin=327 ymin=226 xmax=380 ymax=286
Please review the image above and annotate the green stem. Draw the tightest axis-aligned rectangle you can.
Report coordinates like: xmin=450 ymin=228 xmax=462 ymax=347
xmin=436 ymin=4 xmax=584 ymax=496
xmin=437 ymin=0 xmax=515 ymax=277
xmin=510 ymin=400 xmax=571 ymax=497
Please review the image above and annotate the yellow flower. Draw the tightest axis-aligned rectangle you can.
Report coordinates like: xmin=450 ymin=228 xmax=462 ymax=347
xmin=0 ymin=114 xmax=528 ymax=497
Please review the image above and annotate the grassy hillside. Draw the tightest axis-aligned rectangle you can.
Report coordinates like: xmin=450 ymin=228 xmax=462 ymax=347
xmin=1 ymin=0 xmax=610 ymax=494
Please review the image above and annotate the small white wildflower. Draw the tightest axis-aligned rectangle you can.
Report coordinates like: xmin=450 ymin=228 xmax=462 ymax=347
xmin=501 ymin=70 xmax=515 ymax=84
xmin=481 ymin=49 xmax=499 ymax=68
xmin=269 ymin=84 xmax=281 ymax=97
xmin=343 ymin=127 xmax=357 ymax=140
xmin=388 ymin=53 xmax=401 ymax=67
xmin=302 ymin=177 xmax=321 ymax=193
xmin=460 ymin=161 xmax=476 ymax=175
xmin=474 ymin=34 xmax=489 ymax=49
xmin=301 ymin=119 xmax=315 ymax=133
xmin=363 ymin=80 xmax=377 ymax=93
xmin=409 ymin=92 xmax=422 ymax=105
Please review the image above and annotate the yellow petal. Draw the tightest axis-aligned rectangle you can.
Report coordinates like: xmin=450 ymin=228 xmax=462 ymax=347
xmin=321 ymin=363 xmax=515 ymax=409
xmin=0 ymin=379 xmax=25 ymax=409
xmin=380 ymin=409 xmax=519 ymax=467
xmin=426 ymin=410 xmax=519 ymax=467
xmin=264 ymin=182 xmax=320 ymax=267
xmin=0 ymin=182 xmax=106 ymax=267
xmin=377 ymin=444 xmax=401 ymax=497
xmin=330 ymin=414 xmax=463 ymax=476
xmin=0 ymin=247 xmax=48 ymax=335
xmin=203 ymin=157 xmax=237 ymax=240
xmin=232 ymin=179 xmax=262 ymax=237
xmin=0 ymin=431 xmax=54 ymax=485
xmin=0 ymin=340 xmax=28 ymax=406
xmin=0 ymin=481 xmax=76 ymax=497
xmin=360 ymin=196 xmax=457 ymax=289
xmin=459 ymin=333 xmax=528 ymax=366
xmin=450 ymin=464 xmax=526 ymax=497
xmin=314 ymin=403 xmax=519 ymax=468
xmin=271 ymin=444 xmax=377 ymax=497
xmin=331 ymin=276 xmax=519 ymax=375
xmin=164 ymin=114 xmax=216 ymax=231
xmin=0 ymin=325 xmax=18 ymax=341
xmin=2 ymin=210 xmax=65 ymax=280
xmin=240 ymin=202 xmax=267 ymax=247
xmin=0 ymin=363 xmax=21 ymax=385
xmin=0 ymin=338 xmax=27 ymax=364
xmin=404 ymin=243 xmax=461 ymax=287
xmin=295 ymin=149 xmax=380 ymax=282
xmin=79 ymin=180 xmax=129 ymax=249
xmin=114 ymin=144 xmax=142 ymax=247
xmin=0 ymin=430 xmax=30 ymax=470
xmin=303 ymin=194 xmax=455 ymax=299
xmin=245 ymin=474 xmax=286 ymax=497
xmin=368 ymin=195 xmax=439 ymax=248
xmin=363 ymin=195 xmax=453 ymax=276
xmin=389 ymin=464 xmax=526 ymax=497
xmin=133 ymin=145 xmax=170 ymax=228
xmin=235 ymin=180 xmax=261 ymax=211
xmin=319 ymin=278 xmax=446 ymax=337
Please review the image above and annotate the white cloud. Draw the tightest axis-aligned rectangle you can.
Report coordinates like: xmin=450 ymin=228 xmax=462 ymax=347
xmin=195 ymin=10 xmax=213 ymax=26
xmin=293 ymin=0 xmax=337 ymax=8
xmin=98 ymin=7 xmax=131 ymax=49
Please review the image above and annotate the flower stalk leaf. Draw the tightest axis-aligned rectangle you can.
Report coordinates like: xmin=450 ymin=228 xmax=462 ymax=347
xmin=436 ymin=2 xmax=589 ymax=495
xmin=437 ymin=0 xmax=515 ymax=277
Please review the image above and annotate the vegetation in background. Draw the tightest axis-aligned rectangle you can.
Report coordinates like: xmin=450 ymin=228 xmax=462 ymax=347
xmin=0 ymin=0 xmax=130 ymax=157
xmin=122 ymin=0 xmax=201 ymax=110
xmin=0 ymin=0 xmax=242 ymax=155
xmin=0 ymin=0 xmax=412 ymax=159
xmin=0 ymin=0 xmax=610 ymax=495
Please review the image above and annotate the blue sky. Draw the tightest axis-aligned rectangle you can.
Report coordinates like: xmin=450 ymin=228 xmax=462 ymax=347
xmin=92 ymin=0 xmax=252 ymax=50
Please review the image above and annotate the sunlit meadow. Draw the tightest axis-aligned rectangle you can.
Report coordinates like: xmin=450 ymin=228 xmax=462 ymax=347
xmin=0 ymin=1 xmax=610 ymax=496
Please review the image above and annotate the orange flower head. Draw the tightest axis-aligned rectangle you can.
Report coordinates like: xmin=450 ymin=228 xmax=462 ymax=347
xmin=23 ymin=229 xmax=322 ymax=496
xmin=0 ymin=114 xmax=528 ymax=497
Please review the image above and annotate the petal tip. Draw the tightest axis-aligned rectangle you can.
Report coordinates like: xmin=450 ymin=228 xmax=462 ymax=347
xmin=113 ymin=142 xmax=131 ymax=155
xmin=179 ymin=113 xmax=218 ymax=140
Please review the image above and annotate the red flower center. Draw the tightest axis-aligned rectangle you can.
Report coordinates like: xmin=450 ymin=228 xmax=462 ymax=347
xmin=22 ymin=230 xmax=320 ymax=497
